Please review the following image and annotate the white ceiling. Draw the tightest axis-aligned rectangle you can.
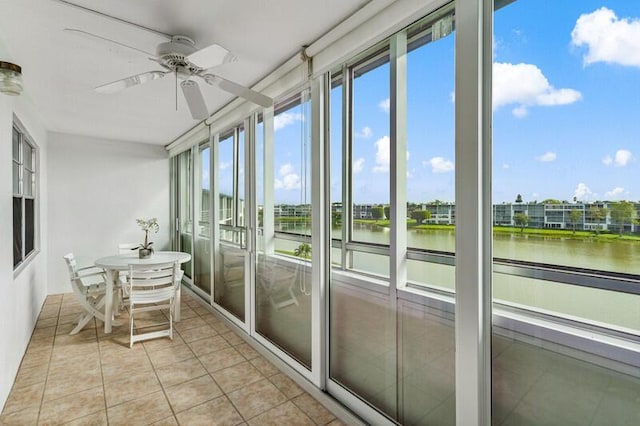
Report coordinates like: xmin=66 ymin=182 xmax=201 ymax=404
xmin=0 ymin=0 xmax=369 ymax=145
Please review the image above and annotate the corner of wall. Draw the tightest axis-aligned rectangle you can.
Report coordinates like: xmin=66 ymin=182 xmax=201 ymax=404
xmin=0 ymin=96 xmax=49 ymax=412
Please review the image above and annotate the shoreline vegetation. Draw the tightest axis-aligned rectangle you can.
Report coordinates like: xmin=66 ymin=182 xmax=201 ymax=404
xmin=273 ymin=217 xmax=640 ymax=241
xmin=352 ymin=219 xmax=640 ymax=242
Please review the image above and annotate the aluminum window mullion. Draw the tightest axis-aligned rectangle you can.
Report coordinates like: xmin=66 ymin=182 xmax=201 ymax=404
xmin=342 ymin=66 xmax=353 ymax=269
xmin=244 ymin=115 xmax=255 ymax=334
xmin=311 ymin=73 xmax=330 ymax=389
xmin=262 ymin=107 xmax=275 ymax=256
xmin=390 ymin=31 xmax=408 ymax=294
xmin=233 ymin=128 xmax=240 ymax=231
xmin=454 ymin=0 xmax=493 ymax=424
xmin=390 ymin=30 xmax=407 ymax=423
xmin=211 ymin=132 xmax=220 ymax=306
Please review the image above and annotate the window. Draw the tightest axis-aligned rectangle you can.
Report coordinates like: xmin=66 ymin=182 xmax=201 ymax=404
xmin=351 ymin=49 xmax=390 ymax=246
xmin=12 ymin=120 xmax=38 ymax=269
xmin=492 ymin=1 xmax=640 ymax=424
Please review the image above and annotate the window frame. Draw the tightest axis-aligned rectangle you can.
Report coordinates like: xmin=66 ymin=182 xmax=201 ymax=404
xmin=12 ymin=116 xmax=40 ymax=274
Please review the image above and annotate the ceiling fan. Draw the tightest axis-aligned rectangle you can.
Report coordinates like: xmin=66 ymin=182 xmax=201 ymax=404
xmin=65 ymin=29 xmax=273 ymax=120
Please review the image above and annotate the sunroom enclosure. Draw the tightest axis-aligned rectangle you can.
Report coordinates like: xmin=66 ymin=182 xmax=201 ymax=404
xmin=168 ymin=0 xmax=640 ymax=424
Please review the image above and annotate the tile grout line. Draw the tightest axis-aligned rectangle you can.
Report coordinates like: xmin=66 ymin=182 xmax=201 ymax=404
xmin=34 ymin=296 xmax=61 ymax=425
xmin=143 ymin=327 xmax=182 ymax=423
xmin=141 ymin=301 xmax=210 ymax=423
xmin=497 ymin=367 xmax=547 ymax=425
xmin=6 ymin=294 xmax=335 ymax=425
xmin=586 ymin=376 xmax=611 ymax=426
xmin=96 ymin=315 xmax=111 ymax=425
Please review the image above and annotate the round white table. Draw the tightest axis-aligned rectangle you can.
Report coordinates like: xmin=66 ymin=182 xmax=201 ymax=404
xmin=95 ymin=251 xmax=191 ymax=333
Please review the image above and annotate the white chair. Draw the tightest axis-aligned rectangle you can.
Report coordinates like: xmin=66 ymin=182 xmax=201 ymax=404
xmin=257 ymin=260 xmax=299 ymax=310
xmin=116 ymin=242 xmax=139 ymax=309
xmin=63 ymin=253 xmax=112 ymax=335
xmin=126 ymin=261 xmax=181 ymax=347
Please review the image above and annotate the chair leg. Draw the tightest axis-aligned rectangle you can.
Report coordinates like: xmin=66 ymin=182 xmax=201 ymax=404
xmin=174 ymin=286 xmax=181 ymax=322
xmin=129 ymin=304 xmax=135 ymax=348
xmin=69 ymin=293 xmax=109 ymax=335
xmin=70 ymin=312 xmax=93 ymax=335
xmin=79 ymin=295 xmax=108 ymax=322
xmin=169 ymin=298 xmax=174 ymax=341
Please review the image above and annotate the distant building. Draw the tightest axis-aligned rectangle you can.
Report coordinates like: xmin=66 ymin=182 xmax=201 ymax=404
xmin=490 ymin=201 xmax=637 ymax=232
xmin=272 ymin=201 xmax=640 ymax=233
xmin=421 ymin=203 xmax=455 ymax=225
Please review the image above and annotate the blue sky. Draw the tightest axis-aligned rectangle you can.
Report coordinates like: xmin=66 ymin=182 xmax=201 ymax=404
xmin=218 ymin=0 xmax=640 ymax=206
xmin=492 ymin=0 xmax=640 ymax=204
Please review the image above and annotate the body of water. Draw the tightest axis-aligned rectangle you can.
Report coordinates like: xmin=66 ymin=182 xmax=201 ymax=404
xmin=273 ymin=223 xmax=640 ymax=330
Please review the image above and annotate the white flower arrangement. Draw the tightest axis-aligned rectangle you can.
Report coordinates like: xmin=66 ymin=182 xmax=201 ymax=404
xmin=136 ymin=217 xmax=159 ymax=251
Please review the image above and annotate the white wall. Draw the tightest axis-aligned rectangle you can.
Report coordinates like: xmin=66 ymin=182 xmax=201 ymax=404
xmin=47 ymin=132 xmax=170 ymax=294
xmin=0 ymin=95 xmax=49 ymax=412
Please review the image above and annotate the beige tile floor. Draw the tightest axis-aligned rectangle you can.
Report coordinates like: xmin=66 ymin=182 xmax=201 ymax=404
xmin=0 ymin=292 xmax=346 ymax=426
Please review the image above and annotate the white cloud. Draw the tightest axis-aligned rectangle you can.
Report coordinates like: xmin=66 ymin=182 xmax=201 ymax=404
xmin=274 ymin=163 xmax=301 ymax=190
xmin=571 ymin=7 xmax=640 ymax=68
xmin=274 ymin=112 xmax=303 ymax=131
xmin=614 ymin=149 xmax=632 ymax=166
xmin=536 ymin=151 xmax=557 ymax=162
xmin=502 ymin=163 xmax=510 ymax=169
xmin=573 ymin=182 xmax=595 ymax=201
xmin=512 ymin=106 xmax=528 ymax=118
xmin=355 ymin=126 xmax=373 ymax=138
xmin=219 ymin=161 xmax=231 ymax=170
xmin=373 ymin=136 xmax=390 ymax=173
xmin=378 ymin=98 xmax=390 ymax=114
xmin=605 ymin=187 xmax=625 ymax=199
xmin=428 ymin=157 xmax=455 ymax=173
xmin=603 ymin=149 xmax=633 ymax=167
xmin=493 ymin=62 xmax=582 ymax=117
xmin=353 ymin=157 xmax=365 ymax=174
xmin=279 ymin=163 xmax=295 ymax=176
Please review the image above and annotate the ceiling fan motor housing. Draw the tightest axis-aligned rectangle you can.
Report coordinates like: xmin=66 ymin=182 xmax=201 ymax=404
xmin=156 ymin=36 xmax=202 ymax=76
xmin=156 ymin=35 xmax=196 ymax=57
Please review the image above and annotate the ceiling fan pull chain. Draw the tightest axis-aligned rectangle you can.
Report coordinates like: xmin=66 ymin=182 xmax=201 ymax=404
xmin=175 ymin=70 xmax=178 ymax=111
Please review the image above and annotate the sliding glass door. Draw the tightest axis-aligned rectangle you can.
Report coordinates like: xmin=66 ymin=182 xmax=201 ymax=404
xmin=176 ymin=150 xmax=193 ymax=280
xmin=213 ymin=127 xmax=248 ymax=322
xmin=256 ymin=91 xmax=313 ymax=369
xmin=193 ymin=142 xmax=212 ymax=297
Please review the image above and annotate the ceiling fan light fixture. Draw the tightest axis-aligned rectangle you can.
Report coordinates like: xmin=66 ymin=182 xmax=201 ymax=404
xmin=0 ymin=61 xmax=23 ymax=96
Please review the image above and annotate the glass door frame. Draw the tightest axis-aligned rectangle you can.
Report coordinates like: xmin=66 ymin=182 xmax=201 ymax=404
xmin=194 ymin=139 xmax=214 ymax=303
xmin=211 ymin=120 xmax=256 ymax=333
xmin=173 ymin=143 xmax=215 ymax=304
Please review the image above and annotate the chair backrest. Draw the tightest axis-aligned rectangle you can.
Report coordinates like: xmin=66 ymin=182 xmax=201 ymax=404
xmin=118 ymin=243 xmax=139 ymax=254
xmin=63 ymin=253 xmax=86 ymax=298
xmin=128 ymin=261 xmax=180 ymax=293
xmin=63 ymin=252 xmax=77 ymax=276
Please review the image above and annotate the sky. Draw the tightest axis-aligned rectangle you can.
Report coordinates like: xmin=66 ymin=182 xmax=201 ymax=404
xmin=211 ymin=0 xmax=640 ymax=206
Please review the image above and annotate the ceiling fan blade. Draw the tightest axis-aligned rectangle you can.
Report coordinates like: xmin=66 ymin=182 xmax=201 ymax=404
xmin=95 ymin=71 xmax=167 ymax=94
xmin=64 ymin=28 xmax=155 ymax=57
xmin=181 ymin=80 xmax=209 ymax=120
xmin=187 ymin=43 xmax=237 ymax=69
xmin=202 ymin=74 xmax=273 ymax=108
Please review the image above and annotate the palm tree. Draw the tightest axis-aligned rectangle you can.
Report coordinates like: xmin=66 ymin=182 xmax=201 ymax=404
xmin=294 ymin=243 xmax=312 ymax=259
